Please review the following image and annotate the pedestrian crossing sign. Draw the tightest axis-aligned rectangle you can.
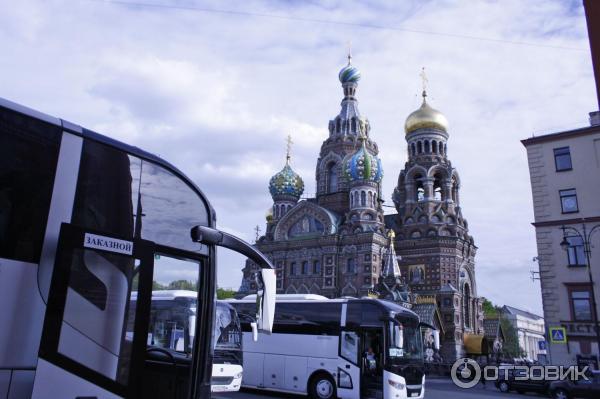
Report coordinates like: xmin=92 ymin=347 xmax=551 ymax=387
xmin=550 ymin=327 xmax=567 ymax=344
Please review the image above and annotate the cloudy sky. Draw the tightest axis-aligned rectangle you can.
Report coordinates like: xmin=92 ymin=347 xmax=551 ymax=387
xmin=1 ymin=0 xmax=596 ymax=314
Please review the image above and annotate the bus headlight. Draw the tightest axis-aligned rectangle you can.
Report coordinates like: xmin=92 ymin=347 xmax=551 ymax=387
xmin=235 ymin=372 xmax=243 ymax=379
xmin=387 ymin=379 xmax=405 ymax=390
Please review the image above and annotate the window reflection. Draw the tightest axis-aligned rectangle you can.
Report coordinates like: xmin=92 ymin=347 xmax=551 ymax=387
xmin=73 ymin=140 xmax=209 ymax=254
xmin=139 ymin=161 xmax=209 ymax=254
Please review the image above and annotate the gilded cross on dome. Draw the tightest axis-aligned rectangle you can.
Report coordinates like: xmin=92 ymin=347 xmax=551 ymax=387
xmin=347 ymin=40 xmax=352 ymax=64
xmin=285 ymin=134 xmax=293 ymax=164
xmin=420 ymin=67 xmax=428 ymax=100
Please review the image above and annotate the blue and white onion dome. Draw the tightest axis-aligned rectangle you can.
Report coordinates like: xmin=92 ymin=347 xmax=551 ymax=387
xmin=343 ymin=139 xmax=383 ymax=184
xmin=269 ymin=164 xmax=304 ymax=199
xmin=338 ymin=62 xmax=361 ymax=84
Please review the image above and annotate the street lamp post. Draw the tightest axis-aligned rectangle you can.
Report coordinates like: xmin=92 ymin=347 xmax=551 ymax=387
xmin=559 ymin=221 xmax=600 ymax=362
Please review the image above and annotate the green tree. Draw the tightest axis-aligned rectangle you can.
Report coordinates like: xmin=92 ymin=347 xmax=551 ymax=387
xmin=167 ymin=280 xmax=198 ymax=291
xmin=482 ymin=298 xmax=499 ymax=318
xmin=500 ymin=316 xmax=524 ymax=358
xmin=217 ymin=287 xmax=237 ymax=299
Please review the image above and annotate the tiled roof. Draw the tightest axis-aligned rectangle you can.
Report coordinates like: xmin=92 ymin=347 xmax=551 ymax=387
xmin=412 ymin=303 xmax=445 ymax=333
xmin=483 ymin=319 xmax=502 ymax=339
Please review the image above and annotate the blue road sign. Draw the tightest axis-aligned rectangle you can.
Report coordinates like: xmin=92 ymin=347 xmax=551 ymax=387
xmin=550 ymin=327 xmax=567 ymax=344
xmin=538 ymin=340 xmax=547 ymax=350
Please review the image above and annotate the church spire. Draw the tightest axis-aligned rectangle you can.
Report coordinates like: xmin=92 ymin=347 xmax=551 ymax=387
xmin=382 ymin=230 xmax=401 ymax=279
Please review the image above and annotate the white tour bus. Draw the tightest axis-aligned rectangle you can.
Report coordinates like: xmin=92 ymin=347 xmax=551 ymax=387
xmin=130 ymin=291 xmax=244 ymax=392
xmin=231 ymin=294 xmax=427 ymax=399
xmin=0 ymin=97 xmax=275 ymax=398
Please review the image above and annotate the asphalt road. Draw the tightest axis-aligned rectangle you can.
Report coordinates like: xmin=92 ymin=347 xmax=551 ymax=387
xmin=213 ymin=377 xmax=549 ymax=399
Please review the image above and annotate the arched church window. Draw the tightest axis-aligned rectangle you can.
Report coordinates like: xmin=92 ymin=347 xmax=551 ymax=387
xmin=373 ymin=192 xmax=377 ymax=206
xmin=327 ymin=163 xmax=338 ymax=193
xmin=368 ymin=191 xmax=373 ymax=207
xmin=463 ymin=283 xmax=471 ymax=329
xmin=411 ymin=230 xmax=421 ymax=239
xmin=433 ymin=172 xmax=443 ymax=201
xmin=347 ymin=258 xmax=356 ymax=274
xmin=418 ymin=215 xmax=427 ymax=224
xmin=417 ymin=141 xmax=422 ymax=154
xmin=336 ymin=118 xmax=341 ymax=133
xmin=417 ymin=187 xmax=425 ymax=201
xmin=431 ymin=215 xmax=441 ymax=223
xmin=360 ymin=191 xmax=366 ymax=207
xmin=351 ymin=118 xmax=357 ymax=132
xmin=432 ymin=141 xmax=438 ymax=153
xmin=439 ymin=142 xmax=444 ymax=155
xmin=411 ymin=143 xmax=416 ymax=156
xmin=425 ymin=140 xmax=430 ymax=153
xmin=444 ymin=144 xmax=448 ymax=155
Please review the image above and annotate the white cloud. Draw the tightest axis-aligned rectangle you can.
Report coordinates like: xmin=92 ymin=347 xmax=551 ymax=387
xmin=1 ymin=0 xmax=596 ymax=314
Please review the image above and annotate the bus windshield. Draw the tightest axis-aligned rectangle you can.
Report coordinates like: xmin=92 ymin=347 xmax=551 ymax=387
xmin=387 ymin=318 xmax=423 ymax=363
xmin=147 ymin=297 xmax=196 ymax=354
xmin=213 ymin=303 xmax=242 ymax=351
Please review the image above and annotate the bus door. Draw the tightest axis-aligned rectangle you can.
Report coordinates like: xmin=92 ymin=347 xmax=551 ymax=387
xmin=31 ymin=223 xmax=154 ymax=399
xmin=359 ymin=328 xmax=384 ymax=397
xmin=338 ymin=330 xmax=361 ymax=399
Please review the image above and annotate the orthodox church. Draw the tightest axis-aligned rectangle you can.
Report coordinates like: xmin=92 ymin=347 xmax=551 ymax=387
xmin=237 ymin=57 xmax=484 ymax=360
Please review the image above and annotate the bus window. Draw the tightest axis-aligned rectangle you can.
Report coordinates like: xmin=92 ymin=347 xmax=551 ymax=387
xmin=139 ymin=161 xmax=208 ymax=254
xmin=0 ymin=107 xmax=61 ymax=263
xmin=72 ymin=140 xmax=138 ymax=238
xmin=72 ymin=139 xmax=210 ymax=255
xmin=150 ymin=255 xmax=201 ymax=353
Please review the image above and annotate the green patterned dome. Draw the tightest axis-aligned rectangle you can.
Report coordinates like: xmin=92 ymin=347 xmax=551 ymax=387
xmin=339 ymin=63 xmax=361 ymax=84
xmin=343 ymin=139 xmax=383 ymax=184
xmin=269 ymin=164 xmax=304 ymax=199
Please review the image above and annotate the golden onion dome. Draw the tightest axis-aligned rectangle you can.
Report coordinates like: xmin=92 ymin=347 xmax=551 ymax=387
xmin=404 ymin=94 xmax=448 ymax=135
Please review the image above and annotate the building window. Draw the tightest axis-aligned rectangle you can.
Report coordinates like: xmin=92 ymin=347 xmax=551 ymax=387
xmin=559 ymin=189 xmax=578 ymax=213
xmin=327 ymin=163 xmax=338 ymax=193
xmin=290 ymin=262 xmax=297 ymax=276
xmin=313 ymin=260 xmax=321 ymax=275
xmin=302 ymin=261 xmax=309 ymax=275
xmin=570 ymin=289 xmax=592 ymax=321
xmin=566 ymin=236 xmax=586 ymax=267
xmin=554 ymin=147 xmax=572 ymax=172
xmin=347 ymin=258 xmax=355 ymax=274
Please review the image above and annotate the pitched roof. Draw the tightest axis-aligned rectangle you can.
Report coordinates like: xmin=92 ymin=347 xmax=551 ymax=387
xmin=439 ymin=283 xmax=457 ymax=293
xmin=483 ymin=318 xmax=504 ymax=340
xmin=412 ymin=303 xmax=445 ymax=333
xmin=502 ymin=305 xmax=543 ymax=320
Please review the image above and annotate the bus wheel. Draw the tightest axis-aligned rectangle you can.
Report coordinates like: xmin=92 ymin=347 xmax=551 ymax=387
xmin=309 ymin=373 xmax=336 ymax=399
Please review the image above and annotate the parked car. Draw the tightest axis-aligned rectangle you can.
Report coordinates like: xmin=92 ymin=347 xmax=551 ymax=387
xmin=549 ymin=370 xmax=600 ymax=399
xmin=495 ymin=366 xmax=550 ymax=395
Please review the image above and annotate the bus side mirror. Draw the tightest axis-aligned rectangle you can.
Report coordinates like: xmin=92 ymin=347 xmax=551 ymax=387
xmin=251 ymin=322 xmax=258 ymax=342
xmin=255 ymin=269 xmax=276 ymax=334
xmin=191 ymin=225 xmax=277 ymax=334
